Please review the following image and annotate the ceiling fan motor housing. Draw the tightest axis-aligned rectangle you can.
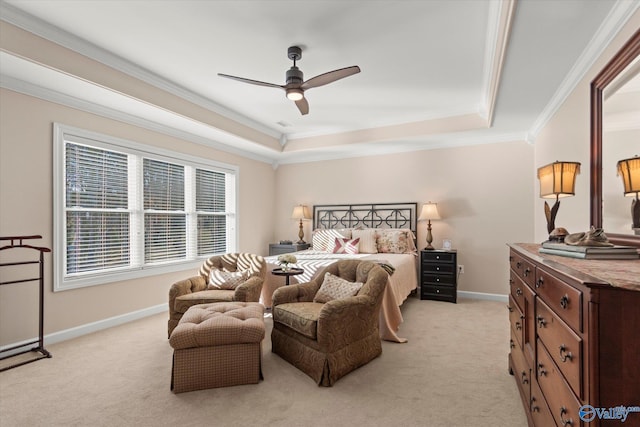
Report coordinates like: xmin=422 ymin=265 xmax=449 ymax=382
xmin=286 ymin=66 xmax=303 ymax=85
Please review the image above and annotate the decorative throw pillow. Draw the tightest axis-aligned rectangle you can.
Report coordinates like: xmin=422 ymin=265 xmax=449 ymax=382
xmin=313 ymin=272 xmax=364 ymax=303
xmin=333 ymin=237 xmax=360 ymax=254
xmin=208 ymin=269 xmax=248 ymax=290
xmin=376 ymin=229 xmax=411 ymax=254
xmin=352 ymin=229 xmax=378 ymax=253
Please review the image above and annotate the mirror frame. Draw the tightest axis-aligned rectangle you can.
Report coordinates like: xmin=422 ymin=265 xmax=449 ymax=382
xmin=590 ymin=28 xmax=640 ymax=248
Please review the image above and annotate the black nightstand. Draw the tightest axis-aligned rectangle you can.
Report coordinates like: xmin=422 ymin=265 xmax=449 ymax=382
xmin=268 ymin=243 xmax=311 ymax=256
xmin=420 ymin=249 xmax=457 ymax=303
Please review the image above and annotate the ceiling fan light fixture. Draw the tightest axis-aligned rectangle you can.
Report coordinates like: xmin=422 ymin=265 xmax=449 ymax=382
xmin=286 ymin=88 xmax=304 ymax=101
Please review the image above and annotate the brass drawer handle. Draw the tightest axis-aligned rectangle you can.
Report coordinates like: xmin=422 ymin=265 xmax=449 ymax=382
xmin=510 ymin=339 xmax=515 ymax=349
xmin=521 ymin=371 xmax=528 ymax=385
xmin=524 ymin=267 xmax=531 ymax=277
xmin=537 ymin=315 xmax=546 ymax=328
xmin=559 ymin=344 xmax=573 ymax=362
xmin=530 ymin=396 xmax=540 ymax=413
xmin=560 ymin=407 xmax=573 ymax=426
xmin=560 ymin=294 xmax=569 ymax=309
xmin=536 ymin=277 xmax=544 ymax=288
xmin=537 ymin=363 xmax=546 ymax=377
xmin=515 ymin=321 xmax=522 ymax=331
xmin=507 ymin=305 xmax=513 ymax=312
xmin=516 ymin=288 xmax=523 ymax=296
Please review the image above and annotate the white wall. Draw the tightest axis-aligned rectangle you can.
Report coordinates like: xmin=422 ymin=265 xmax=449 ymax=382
xmin=274 ymin=140 xmax=535 ymax=295
xmin=0 ymin=89 xmax=276 ymax=345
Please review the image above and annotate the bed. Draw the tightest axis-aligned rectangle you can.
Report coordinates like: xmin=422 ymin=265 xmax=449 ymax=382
xmin=262 ymin=202 xmax=419 ymax=343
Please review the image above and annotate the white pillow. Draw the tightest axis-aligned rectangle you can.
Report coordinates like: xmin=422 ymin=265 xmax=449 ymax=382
xmin=333 ymin=237 xmax=360 ymax=254
xmin=352 ymin=229 xmax=378 ymax=253
xmin=208 ymin=269 xmax=248 ymax=290
xmin=313 ymin=272 xmax=363 ymax=303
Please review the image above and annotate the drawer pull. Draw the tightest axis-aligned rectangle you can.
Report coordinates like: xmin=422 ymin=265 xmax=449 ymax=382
xmin=521 ymin=371 xmax=529 ymax=385
xmin=536 ymin=277 xmax=544 ymax=288
xmin=509 ymin=278 xmax=514 ymax=285
xmin=559 ymin=344 xmax=573 ymax=362
xmin=516 ymin=261 xmax=522 ymax=269
xmin=510 ymin=339 xmax=515 ymax=349
xmin=507 ymin=305 xmax=513 ymax=312
xmin=516 ymin=288 xmax=523 ymax=296
xmin=515 ymin=321 xmax=522 ymax=331
xmin=560 ymin=294 xmax=569 ymax=309
xmin=560 ymin=407 xmax=573 ymax=426
xmin=537 ymin=315 xmax=546 ymax=328
xmin=537 ymin=363 xmax=546 ymax=377
xmin=530 ymin=397 xmax=540 ymax=413
xmin=524 ymin=267 xmax=531 ymax=277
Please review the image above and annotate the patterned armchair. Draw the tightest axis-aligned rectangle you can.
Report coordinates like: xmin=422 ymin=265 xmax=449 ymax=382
xmin=168 ymin=253 xmax=266 ymax=337
xmin=271 ymin=260 xmax=387 ymax=386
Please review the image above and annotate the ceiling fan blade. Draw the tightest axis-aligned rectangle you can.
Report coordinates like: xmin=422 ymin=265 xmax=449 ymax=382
xmin=295 ymin=97 xmax=309 ymax=115
xmin=217 ymin=73 xmax=283 ymax=89
xmin=300 ymin=66 xmax=361 ymax=90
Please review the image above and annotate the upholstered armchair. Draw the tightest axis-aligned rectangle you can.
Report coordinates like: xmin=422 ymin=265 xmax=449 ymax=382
xmin=168 ymin=253 xmax=266 ymax=337
xmin=271 ymin=260 xmax=387 ymax=386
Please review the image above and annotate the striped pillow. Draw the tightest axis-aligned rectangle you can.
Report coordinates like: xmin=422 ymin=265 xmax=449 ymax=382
xmin=352 ymin=229 xmax=378 ymax=253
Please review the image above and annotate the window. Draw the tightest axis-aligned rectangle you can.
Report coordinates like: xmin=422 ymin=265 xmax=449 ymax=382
xmin=53 ymin=124 xmax=238 ymax=291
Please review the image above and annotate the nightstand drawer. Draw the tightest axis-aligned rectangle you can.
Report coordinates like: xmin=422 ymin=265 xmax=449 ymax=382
xmin=422 ymin=273 xmax=455 ymax=285
xmin=421 ymin=251 xmax=455 ymax=263
xmin=421 ymin=284 xmax=456 ymax=300
xmin=422 ymin=263 xmax=456 ymax=274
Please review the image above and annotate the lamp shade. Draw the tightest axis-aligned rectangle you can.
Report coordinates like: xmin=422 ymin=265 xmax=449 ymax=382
xmin=617 ymin=156 xmax=640 ymax=197
xmin=291 ymin=205 xmax=311 ymax=220
xmin=537 ymin=161 xmax=581 ymax=199
xmin=418 ymin=202 xmax=441 ymax=221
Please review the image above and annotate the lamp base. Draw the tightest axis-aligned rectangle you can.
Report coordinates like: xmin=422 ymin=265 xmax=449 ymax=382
xmin=296 ymin=240 xmax=306 ymax=245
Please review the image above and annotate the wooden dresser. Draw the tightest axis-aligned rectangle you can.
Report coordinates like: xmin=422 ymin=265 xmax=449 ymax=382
xmin=507 ymin=243 xmax=640 ymax=427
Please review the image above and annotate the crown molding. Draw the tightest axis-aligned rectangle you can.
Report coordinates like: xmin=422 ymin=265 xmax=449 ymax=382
xmin=482 ymin=0 xmax=516 ymax=126
xmin=526 ymin=0 xmax=640 ymax=143
xmin=0 ymin=74 xmax=277 ymax=164
xmin=0 ymin=1 xmax=282 ymax=141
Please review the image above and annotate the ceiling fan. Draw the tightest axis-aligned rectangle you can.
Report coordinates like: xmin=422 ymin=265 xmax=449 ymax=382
xmin=218 ymin=46 xmax=360 ymax=115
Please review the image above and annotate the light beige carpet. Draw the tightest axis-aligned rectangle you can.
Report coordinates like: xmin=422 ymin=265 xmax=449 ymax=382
xmin=0 ymin=296 xmax=527 ymax=427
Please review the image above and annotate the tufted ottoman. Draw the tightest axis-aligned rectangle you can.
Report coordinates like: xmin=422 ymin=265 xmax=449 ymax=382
xmin=169 ymin=302 xmax=265 ymax=393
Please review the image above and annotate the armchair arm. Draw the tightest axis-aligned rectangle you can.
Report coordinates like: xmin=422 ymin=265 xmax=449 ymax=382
xmin=272 ymin=280 xmax=322 ymax=307
xmin=233 ymin=276 xmax=264 ymax=302
xmin=316 ymin=294 xmax=378 ymax=352
xmin=168 ymin=276 xmax=207 ymax=311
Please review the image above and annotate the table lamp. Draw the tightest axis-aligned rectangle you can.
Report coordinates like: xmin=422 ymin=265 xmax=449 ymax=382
xmin=418 ymin=202 xmax=441 ymax=250
xmin=617 ymin=155 xmax=640 ymax=230
xmin=291 ymin=205 xmax=311 ymax=244
xmin=537 ymin=161 xmax=580 ymax=241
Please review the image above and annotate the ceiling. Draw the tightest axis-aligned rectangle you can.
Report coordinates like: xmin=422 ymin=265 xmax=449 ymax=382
xmin=0 ymin=0 xmax=637 ymax=165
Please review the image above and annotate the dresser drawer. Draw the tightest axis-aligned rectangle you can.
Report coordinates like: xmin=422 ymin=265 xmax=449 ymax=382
xmin=509 ymin=251 xmax=536 ymax=288
xmin=422 ymin=272 xmax=455 ymax=286
xmin=508 ymin=295 xmax=524 ymax=350
xmin=530 ymin=379 xmax=555 ymax=427
xmin=422 ymin=251 xmax=455 ymax=263
xmin=509 ymin=272 xmax=527 ymax=313
xmin=510 ymin=337 xmax=531 ymax=406
xmin=537 ymin=340 xmax=584 ymax=427
xmin=535 ymin=266 xmax=583 ymax=333
xmin=536 ymin=298 xmax=582 ymax=399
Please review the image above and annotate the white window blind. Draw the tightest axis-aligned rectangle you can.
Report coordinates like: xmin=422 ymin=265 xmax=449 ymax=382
xmin=65 ymin=143 xmax=130 ymax=273
xmin=143 ymin=159 xmax=186 ymax=263
xmin=53 ymin=124 xmax=238 ymax=291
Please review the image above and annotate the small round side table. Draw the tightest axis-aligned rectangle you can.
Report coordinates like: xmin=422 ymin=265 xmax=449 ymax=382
xmin=271 ymin=267 xmax=304 ymax=286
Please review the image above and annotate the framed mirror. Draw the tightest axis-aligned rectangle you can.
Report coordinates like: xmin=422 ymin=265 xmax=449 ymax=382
xmin=590 ymin=29 xmax=640 ymax=247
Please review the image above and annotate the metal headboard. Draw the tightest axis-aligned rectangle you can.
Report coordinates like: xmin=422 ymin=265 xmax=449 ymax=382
xmin=313 ymin=203 xmax=418 ymax=233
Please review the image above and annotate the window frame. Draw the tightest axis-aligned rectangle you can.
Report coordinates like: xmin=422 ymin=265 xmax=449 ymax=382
xmin=53 ymin=123 xmax=239 ymax=292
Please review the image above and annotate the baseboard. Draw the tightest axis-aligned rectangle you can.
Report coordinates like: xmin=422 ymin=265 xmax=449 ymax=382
xmin=1 ymin=303 xmax=168 ymax=357
xmin=457 ymin=290 xmax=508 ymax=303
